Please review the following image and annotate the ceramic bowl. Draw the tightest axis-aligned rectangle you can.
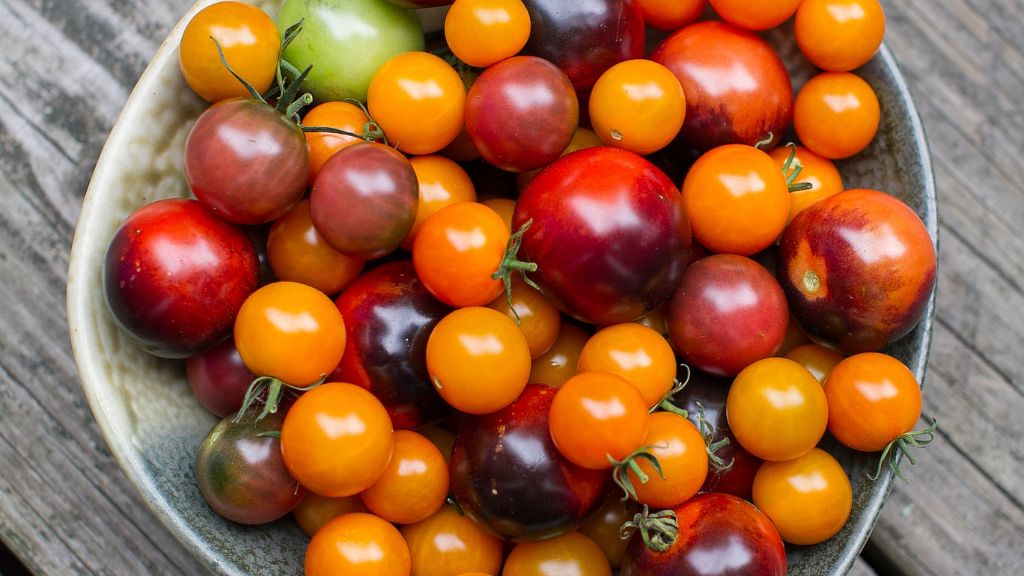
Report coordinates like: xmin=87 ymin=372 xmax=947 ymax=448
xmin=67 ymin=1 xmax=937 ymax=574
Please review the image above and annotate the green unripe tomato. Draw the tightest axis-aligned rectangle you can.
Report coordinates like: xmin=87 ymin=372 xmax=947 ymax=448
xmin=277 ymin=0 xmax=424 ymax=102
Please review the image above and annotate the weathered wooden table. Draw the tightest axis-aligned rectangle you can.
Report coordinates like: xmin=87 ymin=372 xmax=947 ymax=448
xmin=1 ymin=0 xmax=1021 ymax=574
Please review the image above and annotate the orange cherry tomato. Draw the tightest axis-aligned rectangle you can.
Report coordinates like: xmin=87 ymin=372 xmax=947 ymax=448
xmin=361 ymin=430 xmax=449 ymax=524
xmin=487 ymin=278 xmax=561 ymax=358
xmin=636 ymin=0 xmax=705 ymax=31
xmin=824 ymin=352 xmax=922 ymax=452
xmin=179 ymin=2 xmax=280 ymax=102
xmin=579 ymin=493 xmax=634 ymax=568
xmin=403 ymin=155 xmax=477 ymax=249
xmin=303 ymin=101 xmax=370 ymax=182
xmin=281 ymin=383 xmax=394 ymax=497
xmin=794 ymin=72 xmax=880 ymax=159
xmin=368 ymin=51 xmax=466 ymax=155
xmin=785 ymin=343 xmax=845 ymax=384
xmin=796 ymin=0 xmax=885 ymax=72
xmin=628 ymin=412 xmax=708 ymax=508
xmin=549 ymin=371 xmax=650 ymax=469
xmin=293 ymin=494 xmax=368 ymax=537
xmin=709 ymin=0 xmax=801 ymax=31
xmin=402 ymin=505 xmax=504 ymax=576
xmin=589 ymin=59 xmax=686 ymax=155
xmin=682 ymin=144 xmax=791 ymax=255
xmin=413 ymin=202 xmax=510 ymax=307
xmin=752 ymin=448 xmax=853 ymax=545
xmin=267 ymin=200 xmax=365 ymax=295
xmin=577 ymin=323 xmax=676 ymax=408
xmin=426 ymin=307 xmax=531 ymax=414
xmin=233 ymin=281 xmax=346 ymax=385
xmin=503 ymin=532 xmax=612 ymax=576
xmin=417 ymin=426 xmax=456 ymax=463
xmin=768 ymin=144 xmax=844 ymax=224
xmin=530 ymin=322 xmax=590 ymax=387
xmin=481 ymin=197 xmax=516 ymax=230
xmin=726 ymin=357 xmax=828 ymax=461
xmin=306 ymin=513 xmax=411 ymax=576
xmin=445 ymin=0 xmax=532 ymax=68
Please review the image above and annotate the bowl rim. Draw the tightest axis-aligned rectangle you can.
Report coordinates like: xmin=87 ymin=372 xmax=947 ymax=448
xmin=66 ymin=2 xmax=939 ymax=573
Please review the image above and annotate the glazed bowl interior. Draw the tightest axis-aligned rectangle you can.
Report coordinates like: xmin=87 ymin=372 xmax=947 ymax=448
xmin=67 ymin=1 xmax=936 ymax=574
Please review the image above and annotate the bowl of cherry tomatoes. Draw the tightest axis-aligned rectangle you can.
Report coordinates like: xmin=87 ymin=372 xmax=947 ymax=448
xmin=68 ymin=0 xmax=937 ymax=574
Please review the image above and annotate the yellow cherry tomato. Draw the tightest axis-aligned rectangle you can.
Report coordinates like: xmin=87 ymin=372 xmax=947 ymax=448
xmin=403 ymin=155 xmax=477 ymax=249
xmin=305 ymin=513 xmax=410 ymax=576
xmin=360 ymin=430 xmax=449 ymax=524
xmin=769 ymin=144 xmax=844 ymax=224
xmin=267 ymin=200 xmax=365 ymax=295
xmin=794 ymin=72 xmax=880 ymax=159
xmin=445 ymin=0 xmax=531 ymax=67
xmin=303 ymin=101 xmax=370 ymax=182
xmin=503 ymin=532 xmax=612 ymax=576
xmin=402 ymin=505 xmax=504 ymax=576
xmin=530 ymin=323 xmax=590 ymax=387
xmin=487 ymin=278 xmax=561 ymax=359
xmin=589 ymin=59 xmax=686 ymax=155
xmin=577 ymin=323 xmax=676 ymax=408
xmin=293 ymin=494 xmax=367 ymax=537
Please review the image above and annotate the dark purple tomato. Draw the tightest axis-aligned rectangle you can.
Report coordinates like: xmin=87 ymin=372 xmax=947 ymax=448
xmin=186 ymin=337 xmax=257 ymax=418
xmin=667 ymin=254 xmax=788 ymax=376
xmin=310 ymin=142 xmax=418 ymax=260
xmin=103 ymin=198 xmax=259 ymax=358
xmin=185 ymin=98 xmax=309 ymax=225
xmin=513 ymin=146 xmax=690 ymax=325
xmin=650 ymin=21 xmax=792 ymax=151
xmin=675 ymin=370 xmax=762 ymax=501
xmin=621 ymin=492 xmax=786 ymax=576
xmin=464 ymin=56 xmax=578 ymax=172
xmin=521 ymin=0 xmax=645 ymax=89
xmin=450 ymin=384 xmax=607 ymax=541
xmin=330 ymin=261 xmax=452 ymax=430
xmin=195 ymin=409 xmax=306 ymax=525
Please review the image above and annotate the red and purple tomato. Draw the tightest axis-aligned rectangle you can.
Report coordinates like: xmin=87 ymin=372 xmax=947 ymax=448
xmin=513 ymin=147 xmax=691 ymax=325
xmin=185 ymin=98 xmax=309 ymax=225
xmin=103 ymin=198 xmax=259 ymax=358
xmin=778 ymin=189 xmax=937 ymax=352
xmin=668 ymin=254 xmax=789 ymax=376
xmin=186 ymin=337 xmax=257 ymax=418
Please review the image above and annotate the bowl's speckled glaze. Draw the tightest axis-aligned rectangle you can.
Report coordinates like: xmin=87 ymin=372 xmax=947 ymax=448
xmin=67 ymin=2 xmax=936 ymax=574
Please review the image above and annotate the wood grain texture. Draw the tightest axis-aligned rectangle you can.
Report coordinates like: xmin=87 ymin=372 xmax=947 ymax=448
xmin=0 ymin=0 xmax=1020 ymax=575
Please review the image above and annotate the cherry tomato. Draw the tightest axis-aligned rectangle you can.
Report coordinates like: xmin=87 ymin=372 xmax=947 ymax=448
xmin=636 ymin=0 xmax=705 ymax=31
xmin=293 ymin=494 xmax=367 ymax=536
xmin=796 ymin=0 xmax=886 ymax=72
xmin=368 ymin=51 xmax=466 ymax=155
xmin=179 ymin=2 xmax=280 ymax=102
xmin=487 ymin=278 xmax=561 ymax=358
xmin=445 ymin=0 xmax=531 ymax=67
xmin=481 ymin=197 xmax=516 ymax=230
xmin=403 ymin=155 xmax=477 ymax=249
xmin=401 ymin=505 xmax=504 ymax=576
xmin=588 ymin=60 xmax=685 ymax=155
xmin=628 ymin=412 xmax=708 ymax=508
xmin=577 ymin=323 xmax=675 ymax=407
xmin=530 ymin=322 xmax=590 ymax=387
xmin=186 ymin=337 xmax=257 ymax=417
xmin=682 ymin=144 xmax=791 ymax=255
xmin=361 ymin=430 xmax=449 ymax=524
xmin=726 ymin=357 xmax=828 ymax=461
xmin=267 ymin=200 xmax=365 ymax=295
xmin=752 ymin=447 xmax=853 ymax=545
xmin=549 ymin=371 xmax=649 ymax=469
xmin=709 ymin=0 xmax=801 ymax=31
xmin=280 ymin=383 xmax=394 ymax=497
xmin=413 ymin=202 xmax=510 ymax=307
xmin=305 ymin=513 xmax=411 ymax=576
xmin=794 ymin=72 xmax=880 ymax=159
xmin=776 ymin=313 xmax=812 ymax=356
xmin=504 ymin=531 xmax=612 ymax=576
xmin=303 ymin=101 xmax=370 ymax=182
xmin=824 ymin=352 xmax=922 ymax=452
xmin=516 ymin=127 xmax=604 ymax=191
xmin=233 ymin=281 xmax=346 ymax=385
xmin=417 ymin=426 xmax=456 ymax=462
xmin=768 ymin=144 xmax=844 ymax=224
xmin=426 ymin=307 xmax=531 ymax=414
xmin=579 ymin=493 xmax=634 ymax=568
xmin=786 ymin=344 xmax=845 ymax=384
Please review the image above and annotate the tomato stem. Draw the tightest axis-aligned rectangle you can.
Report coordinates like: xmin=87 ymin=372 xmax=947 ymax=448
xmin=620 ymin=505 xmax=678 ymax=552
xmin=869 ymin=417 xmax=938 ymax=482
xmin=754 ymin=131 xmax=774 ymax=150
xmin=492 ymin=219 xmax=540 ymax=325
xmin=233 ymin=373 xmax=327 ymax=424
xmin=781 ymin=142 xmax=814 ymax=193
xmin=695 ymin=401 xmax=735 ymax=473
xmin=610 ymin=445 xmax=667 ymax=502
xmin=651 ymin=365 xmax=691 ymax=416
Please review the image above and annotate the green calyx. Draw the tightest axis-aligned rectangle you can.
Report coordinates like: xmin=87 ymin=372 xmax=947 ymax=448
xmin=870 ymin=417 xmax=938 ymax=482
xmin=610 ymin=445 xmax=668 ymax=503
xmin=620 ymin=505 xmax=679 ymax=552
xmin=233 ymin=373 xmax=327 ymax=424
xmin=492 ymin=219 xmax=540 ymax=325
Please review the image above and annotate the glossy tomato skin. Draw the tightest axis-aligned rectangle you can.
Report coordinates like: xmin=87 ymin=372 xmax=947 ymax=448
xmin=668 ymin=255 xmax=789 ymax=377
xmin=331 ymin=262 xmax=452 ymax=430
xmin=514 ymin=147 xmax=690 ymax=325
xmin=450 ymin=384 xmax=607 ymax=541
xmin=650 ymin=21 xmax=792 ymax=151
xmin=521 ymin=0 xmax=645 ymax=89
xmin=186 ymin=337 xmax=257 ymax=418
xmin=465 ymin=56 xmax=579 ymax=172
xmin=103 ymin=198 xmax=259 ymax=358
xmin=185 ymin=99 xmax=308 ymax=225
xmin=778 ymin=189 xmax=937 ymax=352
xmin=621 ymin=493 xmax=786 ymax=576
